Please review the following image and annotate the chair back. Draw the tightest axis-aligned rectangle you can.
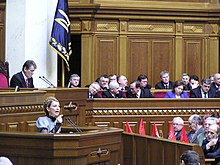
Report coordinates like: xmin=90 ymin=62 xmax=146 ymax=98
xmin=0 ymin=61 xmax=9 ymax=88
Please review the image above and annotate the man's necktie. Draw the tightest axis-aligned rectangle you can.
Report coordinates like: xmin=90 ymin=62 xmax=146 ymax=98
xmin=204 ymin=93 xmax=207 ymax=98
xmin=26 ymin=79 xmax=29 ymax=88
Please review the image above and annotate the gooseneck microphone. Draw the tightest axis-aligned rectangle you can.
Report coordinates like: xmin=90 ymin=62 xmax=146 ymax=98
xmin=39 ymin=76 xmax=56 ymax=88
xmin=65 ymin=117 xmax=82 ymax=133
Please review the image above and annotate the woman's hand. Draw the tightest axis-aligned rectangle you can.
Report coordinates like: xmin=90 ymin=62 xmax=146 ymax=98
xmin=56 ymin=114 xmax=63 ymax=123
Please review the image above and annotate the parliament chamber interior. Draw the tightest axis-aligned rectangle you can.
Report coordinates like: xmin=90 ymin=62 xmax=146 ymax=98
xmin=0 ymin=0 xmax=220 ymax=165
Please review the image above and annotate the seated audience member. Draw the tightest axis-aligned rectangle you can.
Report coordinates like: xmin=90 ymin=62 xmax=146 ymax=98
xmin=190 ymin=78 xmax=215 ymax=98
xmin=0 ymin=157 xmax=13 ymax=165
xmin=117 ymin=75 xmax=129 ymax=91
xmin=155 ymin=70 xmax=174 ymax=89
xmin=88 ymin=82 xmax=101 ymax=98
xmin=180 ymin=150 xmax=200 ymax=165
xmin=137 ymin=74 xmax=151 ymax=89
xmin=201 ymin=124 xmax=220 ymax=164
xmin=188 ymin=115 xmax=204 ymax=144
xmin=182 ymin=73 xmax=191 ymax=90
xmin=168 ymin=117 xmax=188 ymax=141
xmin=164 ymin=80 xmax=188 ymax=98
xmin=36 ymin=97 xmax=63 ymax=133
xmin=209 ymin=74 xmax=215 ymax=84
xmin=98 ymin=75 xmax=109 ymax=90
xmin=102 ymin=81 xmax=125 ymax=98
xmin=10 ymin=60 xmax=37 ymax=88
xmin=108 ymin=74 xmax=117 ymax=83
xmin=210 ymin=73 xmax=220 ymax=95
xmin=188 ymin=114 xmax=199 ymax=142
xmin=197 ymin=117 xmax=218 ymax=146
xmin=67 ymin=74 xmax=80 ymax=88
xmin=127 ymin=80 xmax=153 ymax=98
xmin=189 ymin=75 xmax=199 ymax=90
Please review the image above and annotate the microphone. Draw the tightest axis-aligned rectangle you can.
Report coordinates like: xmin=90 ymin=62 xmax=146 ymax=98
xmin=39 ymin=76 xmax=56 ymax=88
xmin=65 ymin=117 xmax=82 ymax=133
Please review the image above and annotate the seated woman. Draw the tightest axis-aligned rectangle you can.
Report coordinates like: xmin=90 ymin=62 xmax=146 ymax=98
xmin=164 ymin=80 xmax=189 ymax=98
xmin=36 ymin=97 xmax=63 ymax=133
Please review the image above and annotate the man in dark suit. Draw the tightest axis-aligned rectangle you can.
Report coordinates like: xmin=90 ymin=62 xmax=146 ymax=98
xmin=190 ymin=78 xmax=215 ymax=98
xmin=155 ymin=70 xmax=174 ymax=89
xmin=170 ymin=117 xmax=187 ymax=141
xmin=182 ymin=73 xmax=191 ymax=90
xmin=88 ymin=82 xmax=101 ymax=98
xmin=210 ymin=73 xmax=220 ymax=96
xmin=127 ymin=80 xmax=153 ymax=98
xmin=102 ymin=81 xmax=125 ymax=98
xmin=10 ymin=60 xmax=37 ymax=88
xmin=201 ymin=124 xmax=220 ymax=164
xmin=137 ymin=74 xmax=152 ymax=89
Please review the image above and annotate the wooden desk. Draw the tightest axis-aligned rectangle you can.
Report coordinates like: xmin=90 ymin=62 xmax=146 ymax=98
xmin=0 ymin=91 xmax=45 ymax=132
xmin=122 ymin=132 xmax=206 ymax=165
xmin=87 ymin=98 xmax=220 ymax=136
xmin=0 ymin=127 xmax=123 ymax=165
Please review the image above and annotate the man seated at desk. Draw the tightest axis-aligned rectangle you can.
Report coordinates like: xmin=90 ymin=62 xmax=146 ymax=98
xmin=202 ymin=124 xmax=220 ymax=164
xmin=102 ymin=81 xmax=125 ymax=98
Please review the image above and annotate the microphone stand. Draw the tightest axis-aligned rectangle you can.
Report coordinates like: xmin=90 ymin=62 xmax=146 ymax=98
xmin=39 ymin=76 xmax=56 ymax=88
xmin=65 ymin=117 xmax=82 ymax=133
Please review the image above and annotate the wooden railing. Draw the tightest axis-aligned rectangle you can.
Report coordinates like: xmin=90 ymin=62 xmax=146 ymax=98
xmin=122 ymin=132 xmax=206 ymax=165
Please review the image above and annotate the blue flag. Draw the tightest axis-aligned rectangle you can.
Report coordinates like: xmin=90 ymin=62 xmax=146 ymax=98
xmin=49 ymin=0 xmax=72 ymax=71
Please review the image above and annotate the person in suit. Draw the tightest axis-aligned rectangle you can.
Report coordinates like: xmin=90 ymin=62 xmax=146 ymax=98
xmin=117 ymin=75 xmax=129 ymax=91
xmin=189 ymin=75 xmax=199 ymax=90
xmin=169 ymin=117 xmax=188 ymax=141
xmin=164 ymin=80 xmax=189 ymax=98
xmin=137 ymin=74 xmax=151 ymax=89
xmin=10 ymin=60 xmax=37 ymax=88
xmin=102 ymin=81 xmax=125 ymax=98
xmin=98 ymin=75 xmax=109 ymax=90
xmin=155 ymin=70 xmax=174 ymax=89
xmin=190 ymin=78 xmax=215 ymax=98
xmin=180 ymin=150 xmax=200 ymax=165
xmin=188 ymin=115 xmax=204 ymax=144
xmin=67 ymin=74 xmax=80 ymax=88
xmin=201 ymin=124 xmax=220 ymax=164
xmin=108 ymin=73 xmax=117 ymax=83
xmin=36 ymin=97 xmax=63 ymax=133
xmin=210 ymin=73 xmax=220 ymax=96
xmin=197 ymin=117 xmax=218 ymax=146
xmin=88 ymin=82 xmax=101 ymax=98
xmin=182 ymin=73 xmax=191 ymax=90
xmin=127 ymin=80 xmax=153 ymax=98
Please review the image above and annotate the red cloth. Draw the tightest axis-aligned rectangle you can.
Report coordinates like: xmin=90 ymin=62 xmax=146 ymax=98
xmin=152 ymin=123 xmax=160 ymax=138
xmin=139 ymin=119 xmax=146 ymax=135
xmin=0 ymin=73 xmax=8 ymax=88
xmin=125 ymin=121 xmax=133 ymax=133
xmin=180 ymin=127 xmax=189 ymax=143
xmin=168 ymin=123 xmax=176 ymax=141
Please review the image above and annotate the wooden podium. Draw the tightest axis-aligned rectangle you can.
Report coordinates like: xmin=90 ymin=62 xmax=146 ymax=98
xmin=0 ymin=127 xmax=123 ymax=165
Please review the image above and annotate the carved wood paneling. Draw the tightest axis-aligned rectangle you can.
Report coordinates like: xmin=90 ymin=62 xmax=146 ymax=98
xmin=151 ymin=39 xmax=175 ymax=84
xmin=183 ymin=38 xmax=203 ymax=77
xmin=95 ymin=36 xmax=119 ymax=76
xmin=128 ymin=38 xmax=151 ymax=82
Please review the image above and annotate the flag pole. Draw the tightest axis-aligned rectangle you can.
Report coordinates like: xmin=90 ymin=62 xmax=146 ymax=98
xmin=62 ymin=60 xmax=65 ymax=87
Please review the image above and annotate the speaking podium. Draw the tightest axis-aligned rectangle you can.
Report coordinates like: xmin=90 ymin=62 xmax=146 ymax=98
xmin=0 ymin=127 xmax=123 ymax=165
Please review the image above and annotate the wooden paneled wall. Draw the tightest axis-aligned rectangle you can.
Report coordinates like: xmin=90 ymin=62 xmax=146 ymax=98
xmin=69 ymin=0 xmax=220 ymax=87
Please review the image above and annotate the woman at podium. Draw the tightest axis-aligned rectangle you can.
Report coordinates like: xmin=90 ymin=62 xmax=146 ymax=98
xmin=36 ymin=97 xmax=63 ymax=133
